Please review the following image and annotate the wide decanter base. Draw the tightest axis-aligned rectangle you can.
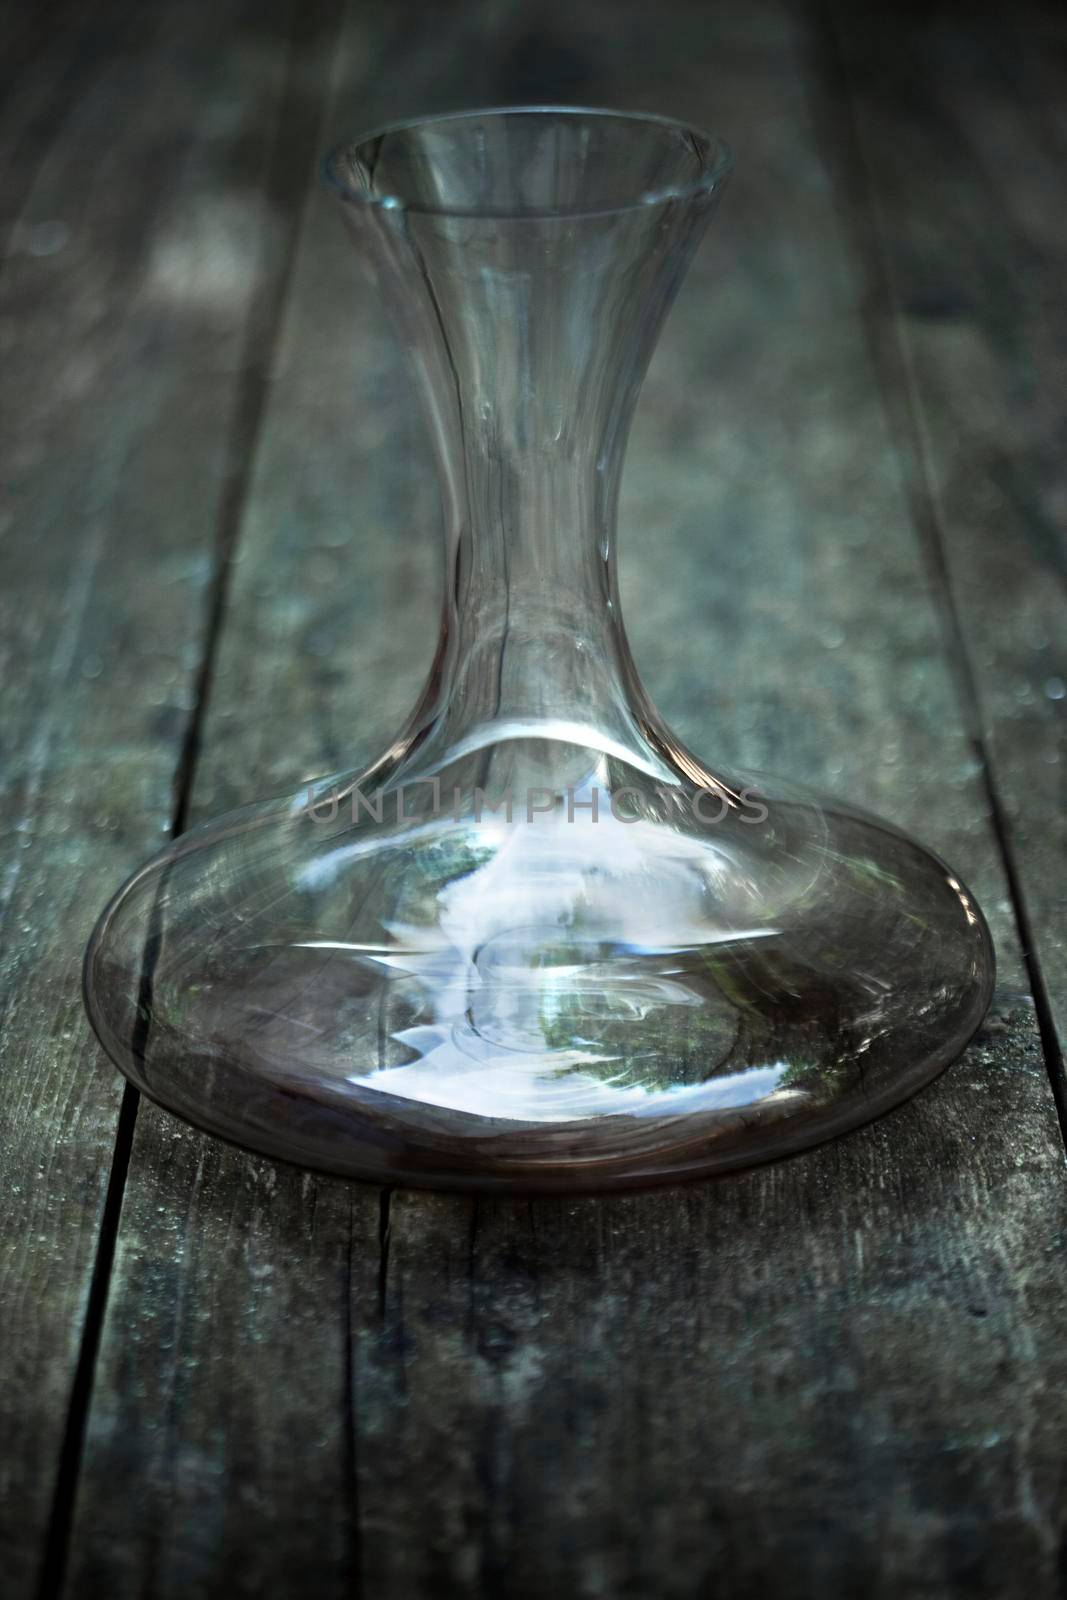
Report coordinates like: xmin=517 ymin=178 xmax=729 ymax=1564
xmin=84 ymin=756 xmax=994 ymax=1193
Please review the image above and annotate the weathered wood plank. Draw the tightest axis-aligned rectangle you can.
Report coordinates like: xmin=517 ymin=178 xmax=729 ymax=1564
xmin=825 ymin=0 xmax=1067 ymax=1068
xmin=0 ymin=1 xmax=312 ymax=1592
xmin=65 ymin=1 xmax=1067 ymax=1596
xmin=0 ymin=0 xmax=145 ymax=242
xmin=351 ymin=5 xmax=1067 ymax=1594
xmin=63 ymin=2 xmax=481 ymax=1594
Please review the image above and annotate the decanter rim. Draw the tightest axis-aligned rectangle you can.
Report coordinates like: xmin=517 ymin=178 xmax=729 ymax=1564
xmin=322 ymin=104 xmax=733 ymax=221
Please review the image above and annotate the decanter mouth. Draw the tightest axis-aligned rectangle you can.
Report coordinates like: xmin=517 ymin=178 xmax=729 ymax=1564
xmin=322 ymin=104 xmax=732 ymax=221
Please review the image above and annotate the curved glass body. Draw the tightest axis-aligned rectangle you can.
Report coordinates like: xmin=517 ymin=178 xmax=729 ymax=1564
xmin=84 ymin=108 xmax=994 ymax=1192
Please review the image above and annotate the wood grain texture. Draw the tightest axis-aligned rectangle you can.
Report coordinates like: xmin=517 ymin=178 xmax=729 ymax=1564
xmin=63 ymin=3 xmax=465 ymax=1595
xmin=825 ymin=0 xmax=1067 ymax=1068
xmin=0 ymin=0 xmax=313 ymax=1592
xmin=54 ymin=2 xmax=1067 ymax=1598
xmin=0 ymin=0 xmax=146 ymax=245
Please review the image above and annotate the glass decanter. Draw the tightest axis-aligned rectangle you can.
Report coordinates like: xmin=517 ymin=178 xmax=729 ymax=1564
xmin=84 ymin=107 xmax=994 ymax=1192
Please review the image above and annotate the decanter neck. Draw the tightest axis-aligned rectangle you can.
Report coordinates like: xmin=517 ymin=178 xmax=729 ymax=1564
xmin=425 ymin=229 xmax=636 ymax=736
xmin=342 ymin=185 xmax=720 ymax=754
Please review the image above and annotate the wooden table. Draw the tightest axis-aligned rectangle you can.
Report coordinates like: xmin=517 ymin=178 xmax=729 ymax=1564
xmin=3 ymin=1 xmax=1065 ymax=1594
